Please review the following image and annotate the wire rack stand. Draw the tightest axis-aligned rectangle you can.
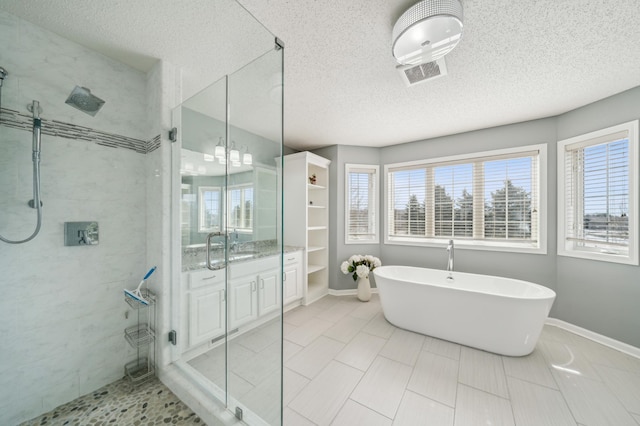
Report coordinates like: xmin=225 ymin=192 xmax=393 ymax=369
xmin=124 ymin=287 xmax=156 ymax=388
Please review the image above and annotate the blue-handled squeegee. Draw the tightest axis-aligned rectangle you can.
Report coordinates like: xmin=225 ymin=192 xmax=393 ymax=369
xmin=124 ymin=266 xmax=156 ymax=305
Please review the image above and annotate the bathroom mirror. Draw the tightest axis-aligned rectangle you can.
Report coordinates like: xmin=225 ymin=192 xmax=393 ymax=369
xmin=180 ymin=80 xmax=280 ymax=248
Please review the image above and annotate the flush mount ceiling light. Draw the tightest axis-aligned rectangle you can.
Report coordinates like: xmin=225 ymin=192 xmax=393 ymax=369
xmin=392 ymin=0 xmax=463 ymax=66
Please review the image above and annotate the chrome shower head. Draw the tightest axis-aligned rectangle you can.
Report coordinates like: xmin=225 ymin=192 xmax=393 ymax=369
xmin=65 ymin=86 xmax=105 ymax=116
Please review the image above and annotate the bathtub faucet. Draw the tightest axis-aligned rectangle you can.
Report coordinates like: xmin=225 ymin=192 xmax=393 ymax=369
xmin=446 ymin=239 xmax=454 ymax=272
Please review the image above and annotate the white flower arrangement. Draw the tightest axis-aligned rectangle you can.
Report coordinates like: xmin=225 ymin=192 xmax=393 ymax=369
xmin=341 ymin=254 xmax=382 ymax=281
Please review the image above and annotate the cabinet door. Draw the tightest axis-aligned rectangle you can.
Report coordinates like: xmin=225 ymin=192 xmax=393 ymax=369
xmin=259 ymin=270 xmax=280 ymax=316
xmin=229 ymin=276 xmax=258 ymax=329
xmin=189 ymin=287 xmax=225 ymax=347
xmin=283 ymin=267 xmax=300 ymax=305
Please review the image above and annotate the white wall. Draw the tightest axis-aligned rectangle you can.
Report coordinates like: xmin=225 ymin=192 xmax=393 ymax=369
xmin=0 ymin=11 xmax=150 ymax=424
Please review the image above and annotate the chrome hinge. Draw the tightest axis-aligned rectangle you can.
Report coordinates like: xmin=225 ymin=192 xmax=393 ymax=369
xmin=275 ymin=37 xmax=284 ymax=50
xmin=169 ymin=127 xmax=178 ymax=142
xmin=168 ymin=330 xmax=177 ymax=345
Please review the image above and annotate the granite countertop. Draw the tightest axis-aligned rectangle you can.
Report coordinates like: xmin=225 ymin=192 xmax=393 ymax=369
xmin=182 ymin=241 xmax=303 ymax=272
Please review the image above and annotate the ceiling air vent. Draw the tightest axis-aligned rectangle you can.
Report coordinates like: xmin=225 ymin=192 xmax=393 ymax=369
xmin=397 ymin=58 xmax=447 ymax=87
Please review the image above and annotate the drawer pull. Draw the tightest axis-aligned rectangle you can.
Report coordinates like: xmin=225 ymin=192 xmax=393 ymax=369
xmin=202 ymin=275 xmax=217 ymax=280
xmin=287 ymin=257 xmax=296 ymax=261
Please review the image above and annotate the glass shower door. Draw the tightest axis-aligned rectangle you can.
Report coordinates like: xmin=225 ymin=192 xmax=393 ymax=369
xmin=226 ymin=44 xmax=284 ymax=425
xmin=177 ymin=75 xmax=230 ymax=404
xmin=173 ymin=41 xmax=284 ymax=425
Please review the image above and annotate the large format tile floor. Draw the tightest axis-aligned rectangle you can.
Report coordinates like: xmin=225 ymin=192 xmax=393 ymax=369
xmin=191 ymin=294 xmax=640 ymax=425
xmin=280 ymin=294 xmax=640 ymax=426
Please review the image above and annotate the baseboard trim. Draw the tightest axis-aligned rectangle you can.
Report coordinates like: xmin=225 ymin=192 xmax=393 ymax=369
xmin=546 ymin=318 xmax=640 ymax=359
xmin=328 ymin=288 xmax=379 ymax=296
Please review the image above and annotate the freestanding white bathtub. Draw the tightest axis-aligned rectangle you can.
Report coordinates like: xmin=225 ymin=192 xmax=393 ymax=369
xmin=373 ymin=265 xmax=556 ymax=356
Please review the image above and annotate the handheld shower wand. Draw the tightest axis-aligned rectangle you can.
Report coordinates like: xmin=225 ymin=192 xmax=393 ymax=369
xmin=27 ymin=101 xmax=42 ymax=209
xmin=0 ymin=67 xmax=44 ymax=244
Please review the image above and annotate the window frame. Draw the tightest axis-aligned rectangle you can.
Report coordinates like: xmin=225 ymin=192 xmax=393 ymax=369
xmin=227 ymin=183 xmax=254 ymax=234
xmin=345 ymin=163 xmax=380 ymax=244
xmin=557 ymin=120 xmax=639 ymax=265
xmin=383 ymin=144 xmax=547 ymax=254
xmin=198 ymin=186 xmax=222 ymax=233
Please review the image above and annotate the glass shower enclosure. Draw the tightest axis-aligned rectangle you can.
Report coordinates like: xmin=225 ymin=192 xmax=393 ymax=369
xmin=171 ymin=42 xmax=284 ymax=425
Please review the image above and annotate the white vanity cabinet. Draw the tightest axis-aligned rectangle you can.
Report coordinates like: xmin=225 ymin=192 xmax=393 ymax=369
xmin=184 ymin=249 xmax=304 ymax=350
xmin=188 ymin=269 xmax=225 ymax=347
xmin=228 ymin=255 xmax=280 ymax=329
xmin=229 ymin=274 xmax=259 ymax=329
xmin=283 ymin=251 xmax=303 ymax=305
xmin=258 ymin=269 xmax=280 ymax=316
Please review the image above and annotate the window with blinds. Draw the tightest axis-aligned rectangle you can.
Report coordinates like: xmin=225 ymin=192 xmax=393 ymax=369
xmin=558 ymin=120 xmax=639 ymax=264
xmin=346 ymin=164 xmax=379 ymax=243
xmin=385 ymin=145 xmax=546 ymax=251
xmin=228 ymin=185 xmax=254 ymax=231
xmin=198 ymin=186 xmax=221 ymax=232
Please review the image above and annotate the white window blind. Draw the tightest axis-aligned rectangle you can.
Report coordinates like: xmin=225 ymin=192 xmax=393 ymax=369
xmin=483 ymin=155 xmax=538 ymax=241
xmin=386 ymin=145 xmax=543 ymax=250
xmin=434 ymin=163 xmax=473 ymax=237
xmin=346 ymin=164 xmax=379 ymax=243
xmin=558 ymin=120 xmax=638 ymax=264
xmin=388 ymin=168 xmax=426 ymax=237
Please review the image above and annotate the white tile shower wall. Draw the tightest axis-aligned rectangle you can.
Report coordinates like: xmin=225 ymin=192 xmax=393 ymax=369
xmin=0 ymin=11 xmax=149 ymax=425
xmin=0 ymin=11 xmax=148 ymax=141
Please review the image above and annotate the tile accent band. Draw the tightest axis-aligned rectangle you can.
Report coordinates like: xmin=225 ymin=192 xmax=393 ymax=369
xmin=0 ymin=107 xmax=160 ymax=154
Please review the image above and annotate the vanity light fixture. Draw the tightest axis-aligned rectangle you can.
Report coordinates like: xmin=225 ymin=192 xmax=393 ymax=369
xmin=392 ymin=0 xmax=463 ymax=65
xmin=242 ymin=147 xmax=253 ymax=165
xmin=229 ymin=141 xmax=240 ymax=163
xmin=214 ymin=137 xmax=225 ymax=159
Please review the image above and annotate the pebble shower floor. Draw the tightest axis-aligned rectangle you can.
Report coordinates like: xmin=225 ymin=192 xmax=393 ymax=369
xmin=19 ymin=378 xmax=202 ymax=426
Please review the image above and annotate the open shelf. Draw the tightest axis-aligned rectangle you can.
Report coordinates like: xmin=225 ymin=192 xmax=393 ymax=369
xmin=284 ymin=151 xmax=331 ymax=306
xmin=307 ymin=279 xmax=328 ymax=304
xmin=307 ymin=264 xmax=326 ymax=274
xmin=124 ymin=323 xmax=155 ymax=348
xmin=125 ymin=357 xmax=155 ymax=387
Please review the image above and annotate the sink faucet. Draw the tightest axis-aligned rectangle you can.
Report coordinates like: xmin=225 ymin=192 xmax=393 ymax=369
xmin=446 ymin=239 xmax=454 ymax=272
xmin=229 ymin=229 xmax=239 ymax=253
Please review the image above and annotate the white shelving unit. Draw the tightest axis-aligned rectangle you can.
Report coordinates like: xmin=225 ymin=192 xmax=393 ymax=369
xmin=284 ymin=151 xmax=331 ymax=304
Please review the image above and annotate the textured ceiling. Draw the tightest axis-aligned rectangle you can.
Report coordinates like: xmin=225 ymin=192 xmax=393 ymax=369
xmin=2 ymin=0 xmax=640 ymax=150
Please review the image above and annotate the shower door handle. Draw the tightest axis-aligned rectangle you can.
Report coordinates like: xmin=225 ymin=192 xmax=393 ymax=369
xmin=206 ymin=232 xmax=225 ymax=270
